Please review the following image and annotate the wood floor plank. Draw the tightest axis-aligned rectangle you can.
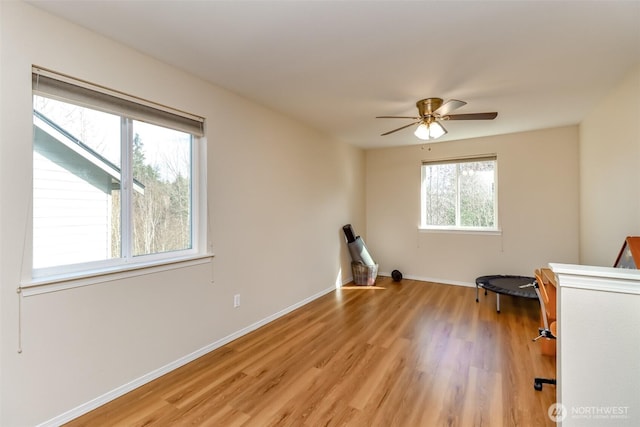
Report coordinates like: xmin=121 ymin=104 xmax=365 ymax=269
xmin=65 ymin=278 xmax=556 ymax=427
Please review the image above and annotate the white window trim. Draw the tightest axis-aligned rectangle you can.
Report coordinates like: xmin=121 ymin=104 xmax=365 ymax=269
xmin=418 ymin=226 xmax=502 ymax=235
xmin=29 ymin=66 xmax=209 ymax=287
xmin=20 ymin=254 xmax=214 ymax=297
xmin=420 ymin=154 xmax=499 ymax=231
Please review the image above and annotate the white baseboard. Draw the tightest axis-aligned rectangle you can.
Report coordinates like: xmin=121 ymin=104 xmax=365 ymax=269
xmin=39 ymin=285 xmax=336 ymax=427
xmin=377 ymin=271 xmax=475 ymax=288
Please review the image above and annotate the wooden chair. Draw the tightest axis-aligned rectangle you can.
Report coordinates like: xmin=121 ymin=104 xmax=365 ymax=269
xmin=532 ymin=268 xmax=557 ymax=391
xmin=536 ymin=268 xmax=557 ymax=356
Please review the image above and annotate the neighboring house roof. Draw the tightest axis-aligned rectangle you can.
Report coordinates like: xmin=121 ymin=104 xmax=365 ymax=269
xmin=33 ymin=110 xmax=144 ymax=194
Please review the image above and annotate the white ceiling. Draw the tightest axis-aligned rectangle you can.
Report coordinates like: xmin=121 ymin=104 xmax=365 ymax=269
xmin=29 ymin=0 xmax=640 ymax=148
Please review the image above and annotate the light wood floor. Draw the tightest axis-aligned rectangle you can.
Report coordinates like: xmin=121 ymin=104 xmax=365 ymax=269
xmin=66 ymin=277 xmax=556 ymax=426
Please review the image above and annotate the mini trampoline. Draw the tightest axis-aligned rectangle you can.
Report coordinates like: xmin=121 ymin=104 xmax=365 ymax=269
xmin=475 ymin=275 xmax=537 ymax=312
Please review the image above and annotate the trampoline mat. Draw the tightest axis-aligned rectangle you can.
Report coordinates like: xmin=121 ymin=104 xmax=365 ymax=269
xmin=475 ymin=275 xmax=537 ymax=299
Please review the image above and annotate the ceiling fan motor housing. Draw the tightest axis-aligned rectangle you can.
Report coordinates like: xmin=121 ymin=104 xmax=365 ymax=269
xmin=417 ymin=98 xmax=443 ymax=117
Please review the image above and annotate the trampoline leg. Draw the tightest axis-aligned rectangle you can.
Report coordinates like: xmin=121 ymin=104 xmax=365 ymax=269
xmin=476 ymin=285 xmax=479 ymax=303
xmin=496 ymin=294 xmax=500 ymax=313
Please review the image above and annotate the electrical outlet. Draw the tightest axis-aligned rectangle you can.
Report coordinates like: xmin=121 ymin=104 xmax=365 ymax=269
xmin=233 ymin=294 xmax=241 ymax=308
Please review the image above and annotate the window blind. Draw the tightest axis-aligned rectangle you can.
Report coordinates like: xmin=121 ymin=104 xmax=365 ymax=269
xmin=422 ymin=154 xmax=497 ymax=166
xmin=32 ymin=66 xmax=204 ymax=137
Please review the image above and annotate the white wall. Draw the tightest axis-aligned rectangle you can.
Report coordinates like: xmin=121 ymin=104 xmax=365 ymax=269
xmin=579 ymin=65 xmax=640 ymax=266
xmin=0 ymin=2 xmax=365 ymax=425
xmin=365 ymin=126 xmax=580 ymax=285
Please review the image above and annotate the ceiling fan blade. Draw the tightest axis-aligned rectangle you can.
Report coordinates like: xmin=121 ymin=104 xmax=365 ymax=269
xmin=444 ymin=112 xmax=498 ymax=120
xmin=434 ymin=99 xmax=466 ymax=116
xmin=376 ymin=115 xmax=420 ymax=119
xmin=381 ymin=121 xmax=421 ymax=136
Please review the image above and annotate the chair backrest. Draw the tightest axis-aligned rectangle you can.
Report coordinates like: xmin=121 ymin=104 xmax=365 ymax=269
xmin=535 ymin=269 xmax=557 ymax=321
xmin=534 ymin=269 xmax=558 ymax=329
xmin=539 ymin=268 xmax=557 ymax=321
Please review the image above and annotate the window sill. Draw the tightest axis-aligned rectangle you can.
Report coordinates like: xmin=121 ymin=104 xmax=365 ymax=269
xmin=418 ymin=227 xmax=502 ymax=236
xmin=19 ymin=254 xmax=214 ymax=297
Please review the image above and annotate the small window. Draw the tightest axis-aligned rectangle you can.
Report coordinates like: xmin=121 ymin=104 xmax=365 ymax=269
xmin=421 ymin=156 xmax=498 ymax=230
xmin=32 ymin=67 xmax=205 ymax=278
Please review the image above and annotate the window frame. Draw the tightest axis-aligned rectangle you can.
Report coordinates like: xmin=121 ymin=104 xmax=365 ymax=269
xmin=28 ymin=66 xmax=209 ymax=286
xmin=420 ymin=155 xmax=499 ymax=233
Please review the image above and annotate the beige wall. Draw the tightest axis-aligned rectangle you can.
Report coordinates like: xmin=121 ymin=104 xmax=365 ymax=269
xmin=0 ymin=2 xmax=365 ymax=425
xmin=365 ymin=126 xmax=580 ymax=285
xmin=2 ymin=1 xmax=634 ymax=424
xmin=579 ymin=65 xmax=640 ymax=266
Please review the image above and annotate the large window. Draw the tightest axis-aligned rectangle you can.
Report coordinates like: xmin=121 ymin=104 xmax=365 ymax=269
xmin=421 ymin=156 xmax=498 ymax=231
xmin=32 ymin=67 xmax=205 ymax=278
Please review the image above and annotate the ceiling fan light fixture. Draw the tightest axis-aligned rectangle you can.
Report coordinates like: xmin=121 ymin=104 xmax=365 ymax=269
xmin=429 ymin=121 xmax=447 ymax=139
xmin=414 ymin=120 xmax=447 ymax=140
xmin=414 ymin=122 xmax=430 ymax=140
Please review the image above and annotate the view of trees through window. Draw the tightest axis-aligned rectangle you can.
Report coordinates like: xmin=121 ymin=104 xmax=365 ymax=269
xmin=421 ymin=158 xmax=496 ymax=229
xmin=111 ymin=126 xmax=192 ymax=258
xmin=131 ymin=125 xmax=191 ymax=257
xmin=32 ymin=95 xmax=192 ymax=270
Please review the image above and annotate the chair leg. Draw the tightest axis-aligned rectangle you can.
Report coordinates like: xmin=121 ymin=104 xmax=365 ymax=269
xmin=534 ymin=377 xmax=556 ymax=391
